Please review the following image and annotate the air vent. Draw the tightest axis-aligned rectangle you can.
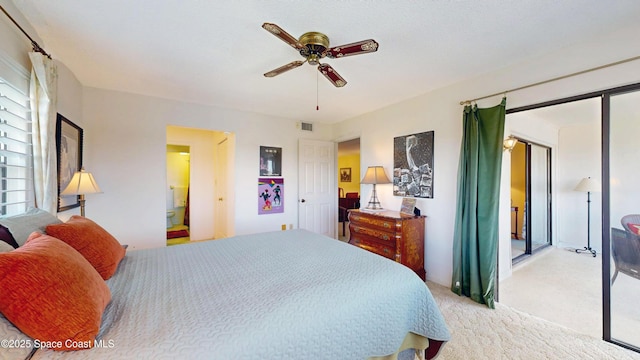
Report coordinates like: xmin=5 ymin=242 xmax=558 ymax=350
xmin=301 ymin=122 xmax=313 ymax=131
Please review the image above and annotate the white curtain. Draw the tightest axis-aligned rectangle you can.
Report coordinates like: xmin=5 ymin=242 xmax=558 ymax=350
xmin=29 ymin=52 xmax=58 ymax=214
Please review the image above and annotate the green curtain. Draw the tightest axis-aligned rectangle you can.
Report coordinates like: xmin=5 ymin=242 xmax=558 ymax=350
xmin=451 ymin=98 xmax=506 ymax=309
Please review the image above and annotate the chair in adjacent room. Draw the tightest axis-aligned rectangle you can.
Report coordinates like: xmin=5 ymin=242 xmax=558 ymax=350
xmin=338 ymin=192 xmax=360 ymax=237
xmin=621 ymin=214 xmax=640 ymax=235
xmin=610 ymin=227 xmax=640 ymax=284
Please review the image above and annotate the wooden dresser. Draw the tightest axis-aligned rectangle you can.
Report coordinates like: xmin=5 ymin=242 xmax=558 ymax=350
xmin=348 ymin=209 xmax=426 ymax=280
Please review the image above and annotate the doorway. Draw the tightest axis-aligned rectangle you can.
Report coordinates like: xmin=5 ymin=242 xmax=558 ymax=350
xmin=510 ymin=138 xmax=552 ymax=263
xmin=166 ymin=126 xmax=235 ymax=244
xmin=166 ymin=145 xmax=191 ymax=244
xmin=337 ymin=138 xmax=361 ymax=241
xmin=500 ymin=95 xmax=606 ymax=347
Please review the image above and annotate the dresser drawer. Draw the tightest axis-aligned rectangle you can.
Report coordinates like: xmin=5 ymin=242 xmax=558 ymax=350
xmin=351 ymin=237 xmax=396 ymax=260
xmin=350 ymin=224 xmax=396 ymax=243
xmin=349 ymin=212 xmax=401 ymax=233
xmin=348 ymin=209 xmax=426 ymax=280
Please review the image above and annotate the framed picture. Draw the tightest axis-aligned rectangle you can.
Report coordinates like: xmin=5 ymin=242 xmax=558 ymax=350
xmin=393 ymin=131 xmax=434 ymax=198
xmin=56 ymin=113 xmax=83 ymax=212
xmin=340 ymin=167 xmax=352 ymax=182
xmin=258 ymin=178 xmax=284 ymax=214
xmin=400 ymin=197 xmax=417 ymax=215
xmin=260 ymin=146 xmax=282 ymax=176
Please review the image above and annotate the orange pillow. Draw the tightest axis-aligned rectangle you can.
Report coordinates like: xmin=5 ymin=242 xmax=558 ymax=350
xmin=46 ymin=216 xmax=125 ymax=280
xmin=0 ymin=232 xmax=111 ymax=351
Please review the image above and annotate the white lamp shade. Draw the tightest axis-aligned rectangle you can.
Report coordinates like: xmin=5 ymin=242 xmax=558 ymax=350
xmin=61 ymin=169 xmax=103 ymax=195
xmin=361 ymin=166 xmax=391 ymax=184
xmin=574 ymin=177 xmax=601 ymax=193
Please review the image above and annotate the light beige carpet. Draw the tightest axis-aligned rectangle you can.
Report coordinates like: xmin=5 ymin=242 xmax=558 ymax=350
xmin=426 ymin=282 xmax=640 ymax=360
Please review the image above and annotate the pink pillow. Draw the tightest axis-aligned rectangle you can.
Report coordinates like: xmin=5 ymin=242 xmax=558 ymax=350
xmin=46 ymin=216 xmax=125 ymax=280
xmin=0 ymin=232 xmax=111 ymax=350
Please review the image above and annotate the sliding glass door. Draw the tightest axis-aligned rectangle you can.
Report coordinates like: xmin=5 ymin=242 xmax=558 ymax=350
xmin=506 ymin=82 xmax=640 ymax=354
xmin=607 ymin=88 xmax=640 ymax=350
xmin=529 ymin=143 xmax=551 ymax=252
xmin=509 ymin=138 xmax=551 ymax=262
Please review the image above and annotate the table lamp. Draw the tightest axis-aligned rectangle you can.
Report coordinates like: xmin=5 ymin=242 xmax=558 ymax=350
xmin=361 ymin=166 xmax=391 ymax=210
xmin=61 ymin=167 xmax=103 ymax=217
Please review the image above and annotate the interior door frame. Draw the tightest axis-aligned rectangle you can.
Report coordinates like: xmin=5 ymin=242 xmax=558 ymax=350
xmin=510 ymin=137 xmax=552 ymax=264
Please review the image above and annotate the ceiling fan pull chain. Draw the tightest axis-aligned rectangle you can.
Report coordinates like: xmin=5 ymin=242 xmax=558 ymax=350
xmin=316 ymin=70 xmax=319 ymax=111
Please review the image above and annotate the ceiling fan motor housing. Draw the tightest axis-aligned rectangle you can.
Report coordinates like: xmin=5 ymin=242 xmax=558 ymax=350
xmin=298 ymin=32 xmax=329 ymax=65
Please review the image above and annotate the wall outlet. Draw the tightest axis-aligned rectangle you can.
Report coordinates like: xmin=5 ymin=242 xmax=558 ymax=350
xmin=281 ymin=224 xmax=286 ymax=231
xmin=289 ymin=224 xmax=293 ymax=230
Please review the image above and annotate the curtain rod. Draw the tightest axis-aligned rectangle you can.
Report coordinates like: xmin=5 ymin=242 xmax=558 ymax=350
xmin=459 ymin=55 xmax=640 ymax=105
xmin=0 ymin=4 xmax=51 ymax=59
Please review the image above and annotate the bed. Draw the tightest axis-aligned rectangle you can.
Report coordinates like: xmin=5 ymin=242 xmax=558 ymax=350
xmin=0 ymin=210 xmax=450 ymax=360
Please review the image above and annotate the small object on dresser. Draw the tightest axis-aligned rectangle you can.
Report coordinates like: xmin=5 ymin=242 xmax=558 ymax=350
xmin=414 ymin=207 xmax=421 ymax=216
xmin=400 ymin=197 xmax=416 ymax=215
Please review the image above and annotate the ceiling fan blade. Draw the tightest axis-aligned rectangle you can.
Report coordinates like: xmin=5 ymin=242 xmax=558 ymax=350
xmin=326 ymin=39 xmax=379 ymax=59
xmin=262 ymin=23 xmax=304 ymax=50
xmin=264 ymin=61 xmax=305 ymax=78
xmin=318 ymin=63 xmax=347 ymax=87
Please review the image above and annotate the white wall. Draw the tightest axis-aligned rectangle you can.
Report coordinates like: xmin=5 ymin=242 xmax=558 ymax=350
xmin=557 ymin=122 xmax=602 ymax=251
xmin=81 ymin=87 xmax=332 ymax=249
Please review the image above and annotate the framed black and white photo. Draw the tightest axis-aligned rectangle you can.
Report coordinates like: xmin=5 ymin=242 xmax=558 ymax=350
xmin=259 ymin=146 xmax=282 ymax=176
xmin=56 ymin=114 xmax=83 ymax=211
xmin=393 ymin=131 xmax=434 ymax=198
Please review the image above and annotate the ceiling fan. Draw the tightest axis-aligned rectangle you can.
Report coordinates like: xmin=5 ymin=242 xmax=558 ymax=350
xmin=262 ymin=23 xmax=379 ymax=87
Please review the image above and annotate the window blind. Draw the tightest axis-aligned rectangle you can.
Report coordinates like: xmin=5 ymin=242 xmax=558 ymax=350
xmin=0 ymin=78 xmax=33 ymax=215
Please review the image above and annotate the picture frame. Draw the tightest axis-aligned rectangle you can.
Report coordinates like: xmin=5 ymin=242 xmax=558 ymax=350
xmin=56 ymin=113 xmax=83 ymax=212
xmin=340 ymin=167 xmax=352 ymax=182
xmin=400 ymin=197 xmax=417 ymax=215
xmin=393 ymin=131 xmax=434 ymax=198
xmin=258 ymin=178 xmax=284 ymax=214
xmin=260 ymin=146 xmax=282 ymax=176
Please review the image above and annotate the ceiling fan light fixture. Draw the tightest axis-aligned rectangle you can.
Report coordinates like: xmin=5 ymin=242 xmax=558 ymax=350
xmin=307 ymin=53 xmax=320 ymax=65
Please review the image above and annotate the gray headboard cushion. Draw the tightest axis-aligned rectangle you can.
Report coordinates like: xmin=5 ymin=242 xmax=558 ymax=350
xmin=0 ymin=208 xmax=62 ymax=246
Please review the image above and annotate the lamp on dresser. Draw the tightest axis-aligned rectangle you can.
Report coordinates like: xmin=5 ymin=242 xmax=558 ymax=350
xmin=361 ymin=166 xmax=391 ymax=210
xmin=61 ymin=167 xmax=103 ymax=217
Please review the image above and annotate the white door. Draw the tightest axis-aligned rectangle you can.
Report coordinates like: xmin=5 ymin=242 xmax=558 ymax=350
xmin=298 ymin=139 xmax=335 ymax=237
xmin=214 ymin=136 xmax=229 ymax=239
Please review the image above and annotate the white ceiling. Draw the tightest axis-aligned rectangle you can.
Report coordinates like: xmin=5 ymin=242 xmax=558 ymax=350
xmin=11 ymin=0 xmax=640 ymax=124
